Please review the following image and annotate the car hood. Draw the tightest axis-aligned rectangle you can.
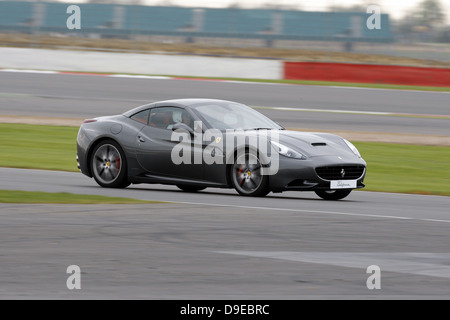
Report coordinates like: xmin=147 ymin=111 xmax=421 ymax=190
xmin=274 ymin=130 xmax=357 ymax=158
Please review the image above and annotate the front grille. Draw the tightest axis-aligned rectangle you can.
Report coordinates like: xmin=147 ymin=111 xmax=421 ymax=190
xmin=316 ymin=165 xmax=365 ymax=180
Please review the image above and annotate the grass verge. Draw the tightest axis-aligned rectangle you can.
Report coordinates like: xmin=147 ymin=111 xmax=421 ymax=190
xmin=2 ymin=33 xmax=450 ymax=68
xmin=353 ymin=142 xmax=450 ymax=196
xmin=0 ymin=190 xmax=163 ymax=204
xmin=0 ymin=123 xmax=79 ymax=172
xmin=0 ymin=123 xmax=448 ymax=196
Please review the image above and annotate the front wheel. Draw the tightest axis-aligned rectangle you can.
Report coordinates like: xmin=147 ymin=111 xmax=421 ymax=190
xmin=315 ymin=189 xmax=352 ymax=200
xmin=231 ymin=152 xmax=269 ymax=197
xmin=91 ymin=139 xmax=130 ymax=188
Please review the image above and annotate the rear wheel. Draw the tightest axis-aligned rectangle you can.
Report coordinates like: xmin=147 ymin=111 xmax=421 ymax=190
xmin=176 ymin=185 xmax=206 ymax=192
xmin=315 ymin=189 xmax=352 ymax=200
xmin=231 ymin=152 xmax=269 ymax=197
xmin=91 ymin=140 xmax=130 ymax=188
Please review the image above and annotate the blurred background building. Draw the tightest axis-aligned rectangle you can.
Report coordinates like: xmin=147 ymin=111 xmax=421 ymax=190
xmin=0 ymin=0 xmax=449 ymax=64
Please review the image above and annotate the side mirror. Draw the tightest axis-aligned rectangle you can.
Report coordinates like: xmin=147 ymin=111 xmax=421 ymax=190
xmin=172 ymin=122 xmax=194 ymax=136
xmin=194 ymin=121 xmax=202 ymax=133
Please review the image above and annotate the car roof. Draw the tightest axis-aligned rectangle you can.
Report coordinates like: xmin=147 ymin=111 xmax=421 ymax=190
xmin=156 ymin=98 xmax=237 ymax=106
xmin=122 ymin=98 xmax=239 ymax=117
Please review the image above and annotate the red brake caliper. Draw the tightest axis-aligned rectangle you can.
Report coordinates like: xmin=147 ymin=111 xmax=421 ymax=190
xmin=238 ymin=165 xmax=245 ymax=185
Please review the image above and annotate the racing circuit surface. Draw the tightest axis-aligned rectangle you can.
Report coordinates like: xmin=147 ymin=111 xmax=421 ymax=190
xmin=1 ymin=168 xmax=450 ymax=299
xmin=1 ymin=71 xmax=449 ymax=135
xmin=0 ymin=71 xmax=449 ymax=299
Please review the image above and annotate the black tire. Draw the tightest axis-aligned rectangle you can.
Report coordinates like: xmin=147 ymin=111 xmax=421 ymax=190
xmin=91 ymin=139 xmax=130 ymax=188
xmin=231 ymin=151 xmax=269 ymax=197
xmin=177 ymin=185 xmax=206 ymax=192
xmin=315 ymin=189 xmax=352 ymax=200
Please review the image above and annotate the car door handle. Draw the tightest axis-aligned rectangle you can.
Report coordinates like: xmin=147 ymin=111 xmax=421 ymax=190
xmin=138 ymin=136 xmax=145 ymax=143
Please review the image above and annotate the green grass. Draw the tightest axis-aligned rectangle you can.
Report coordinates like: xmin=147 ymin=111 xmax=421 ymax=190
xmin=353 ymin=142 xmax=450 ymax=196
xmin=0 ymin=123 xmax=448 ymax=196
xmin=0 ymin=123 xmax=79 ymax=172
xmin=0 ymin=190 xmax=164 ymax=204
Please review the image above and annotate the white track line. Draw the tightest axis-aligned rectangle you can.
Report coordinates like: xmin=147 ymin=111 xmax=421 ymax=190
xmin=256 ymin=106 xmax=391 ymax=116
xmin=165 ymin=200 xmax=450 ymax=224
xmin=253 ymin=106 xmax=450 ymax=118
xmin=109 ymin=74 xmax=171 ymax=80
xmin=1 ymin=69 xmax=58 ymax=74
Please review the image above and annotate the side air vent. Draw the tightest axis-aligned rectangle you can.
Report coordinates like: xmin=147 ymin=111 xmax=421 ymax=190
xmin=312 ymin=142 xmax=327 ymax=146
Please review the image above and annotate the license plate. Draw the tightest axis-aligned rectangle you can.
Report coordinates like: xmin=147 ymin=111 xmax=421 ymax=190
xmin=330 ymin=180 xmax=357 ymax=189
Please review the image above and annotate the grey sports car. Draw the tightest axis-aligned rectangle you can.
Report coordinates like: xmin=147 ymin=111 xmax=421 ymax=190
xmin=77 ymin=98 xmax=366 ymax=200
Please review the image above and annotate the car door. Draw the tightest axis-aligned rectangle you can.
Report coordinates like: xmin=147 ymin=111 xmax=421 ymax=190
xmin=135 ymin=106 xmax=204 ymax=181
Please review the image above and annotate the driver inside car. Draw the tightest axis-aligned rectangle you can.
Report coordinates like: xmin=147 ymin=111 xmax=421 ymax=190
xmin=181 ymin=110 xmax=194 ymax=129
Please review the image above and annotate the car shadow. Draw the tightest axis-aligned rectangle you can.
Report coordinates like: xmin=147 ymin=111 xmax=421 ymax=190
xmin=127 ymin=186 xmax=324 ymax=201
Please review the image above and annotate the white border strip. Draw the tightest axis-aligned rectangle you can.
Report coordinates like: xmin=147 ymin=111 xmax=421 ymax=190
xmin=1 ymin=69 xmax=58 ymax=74
xmin=166 ymin=200 xmax=450 ymax=224
xmin=260 ymin=106 xmax=391 ymax=116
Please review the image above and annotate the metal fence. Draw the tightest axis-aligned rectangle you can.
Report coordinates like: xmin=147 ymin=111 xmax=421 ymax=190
xmin=0 ymin=1 xmax=392 ymax=40
xmin=1 ymin=1 xmax=449 ymax=62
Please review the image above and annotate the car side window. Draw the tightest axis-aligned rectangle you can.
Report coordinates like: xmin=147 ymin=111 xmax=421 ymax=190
xmin=148 ymin=107 xmax=193 ymax=130
xmin=130 ymin=109 xmax=150 ymax=125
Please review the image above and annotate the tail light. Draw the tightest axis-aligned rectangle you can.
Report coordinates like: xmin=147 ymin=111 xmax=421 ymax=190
xmin=83 ymin=119 xmax=97 ymax=124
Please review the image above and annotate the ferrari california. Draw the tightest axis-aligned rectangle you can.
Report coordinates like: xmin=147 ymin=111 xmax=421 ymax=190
xmin=76 ymin=98 xmax=366 ymax=200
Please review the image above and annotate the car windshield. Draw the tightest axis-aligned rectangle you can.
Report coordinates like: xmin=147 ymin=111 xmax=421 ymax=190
xmin=190 ymin=101 xmax=283 ymax=131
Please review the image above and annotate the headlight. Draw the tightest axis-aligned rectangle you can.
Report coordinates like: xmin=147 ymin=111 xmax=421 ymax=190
xmin=271 ymin=141 xmax=306 ymax=159
xmin=343 ymin=139 xmax=361 ymax=158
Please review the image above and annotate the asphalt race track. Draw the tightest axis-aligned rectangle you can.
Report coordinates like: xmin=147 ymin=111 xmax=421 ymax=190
xmin=1 ymin=168 xmax=450 ymax=299
xmin=0 ymin=71 xmax=449 ymax=299
xmin=1 ymin=71 xmax=449 ymax=135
